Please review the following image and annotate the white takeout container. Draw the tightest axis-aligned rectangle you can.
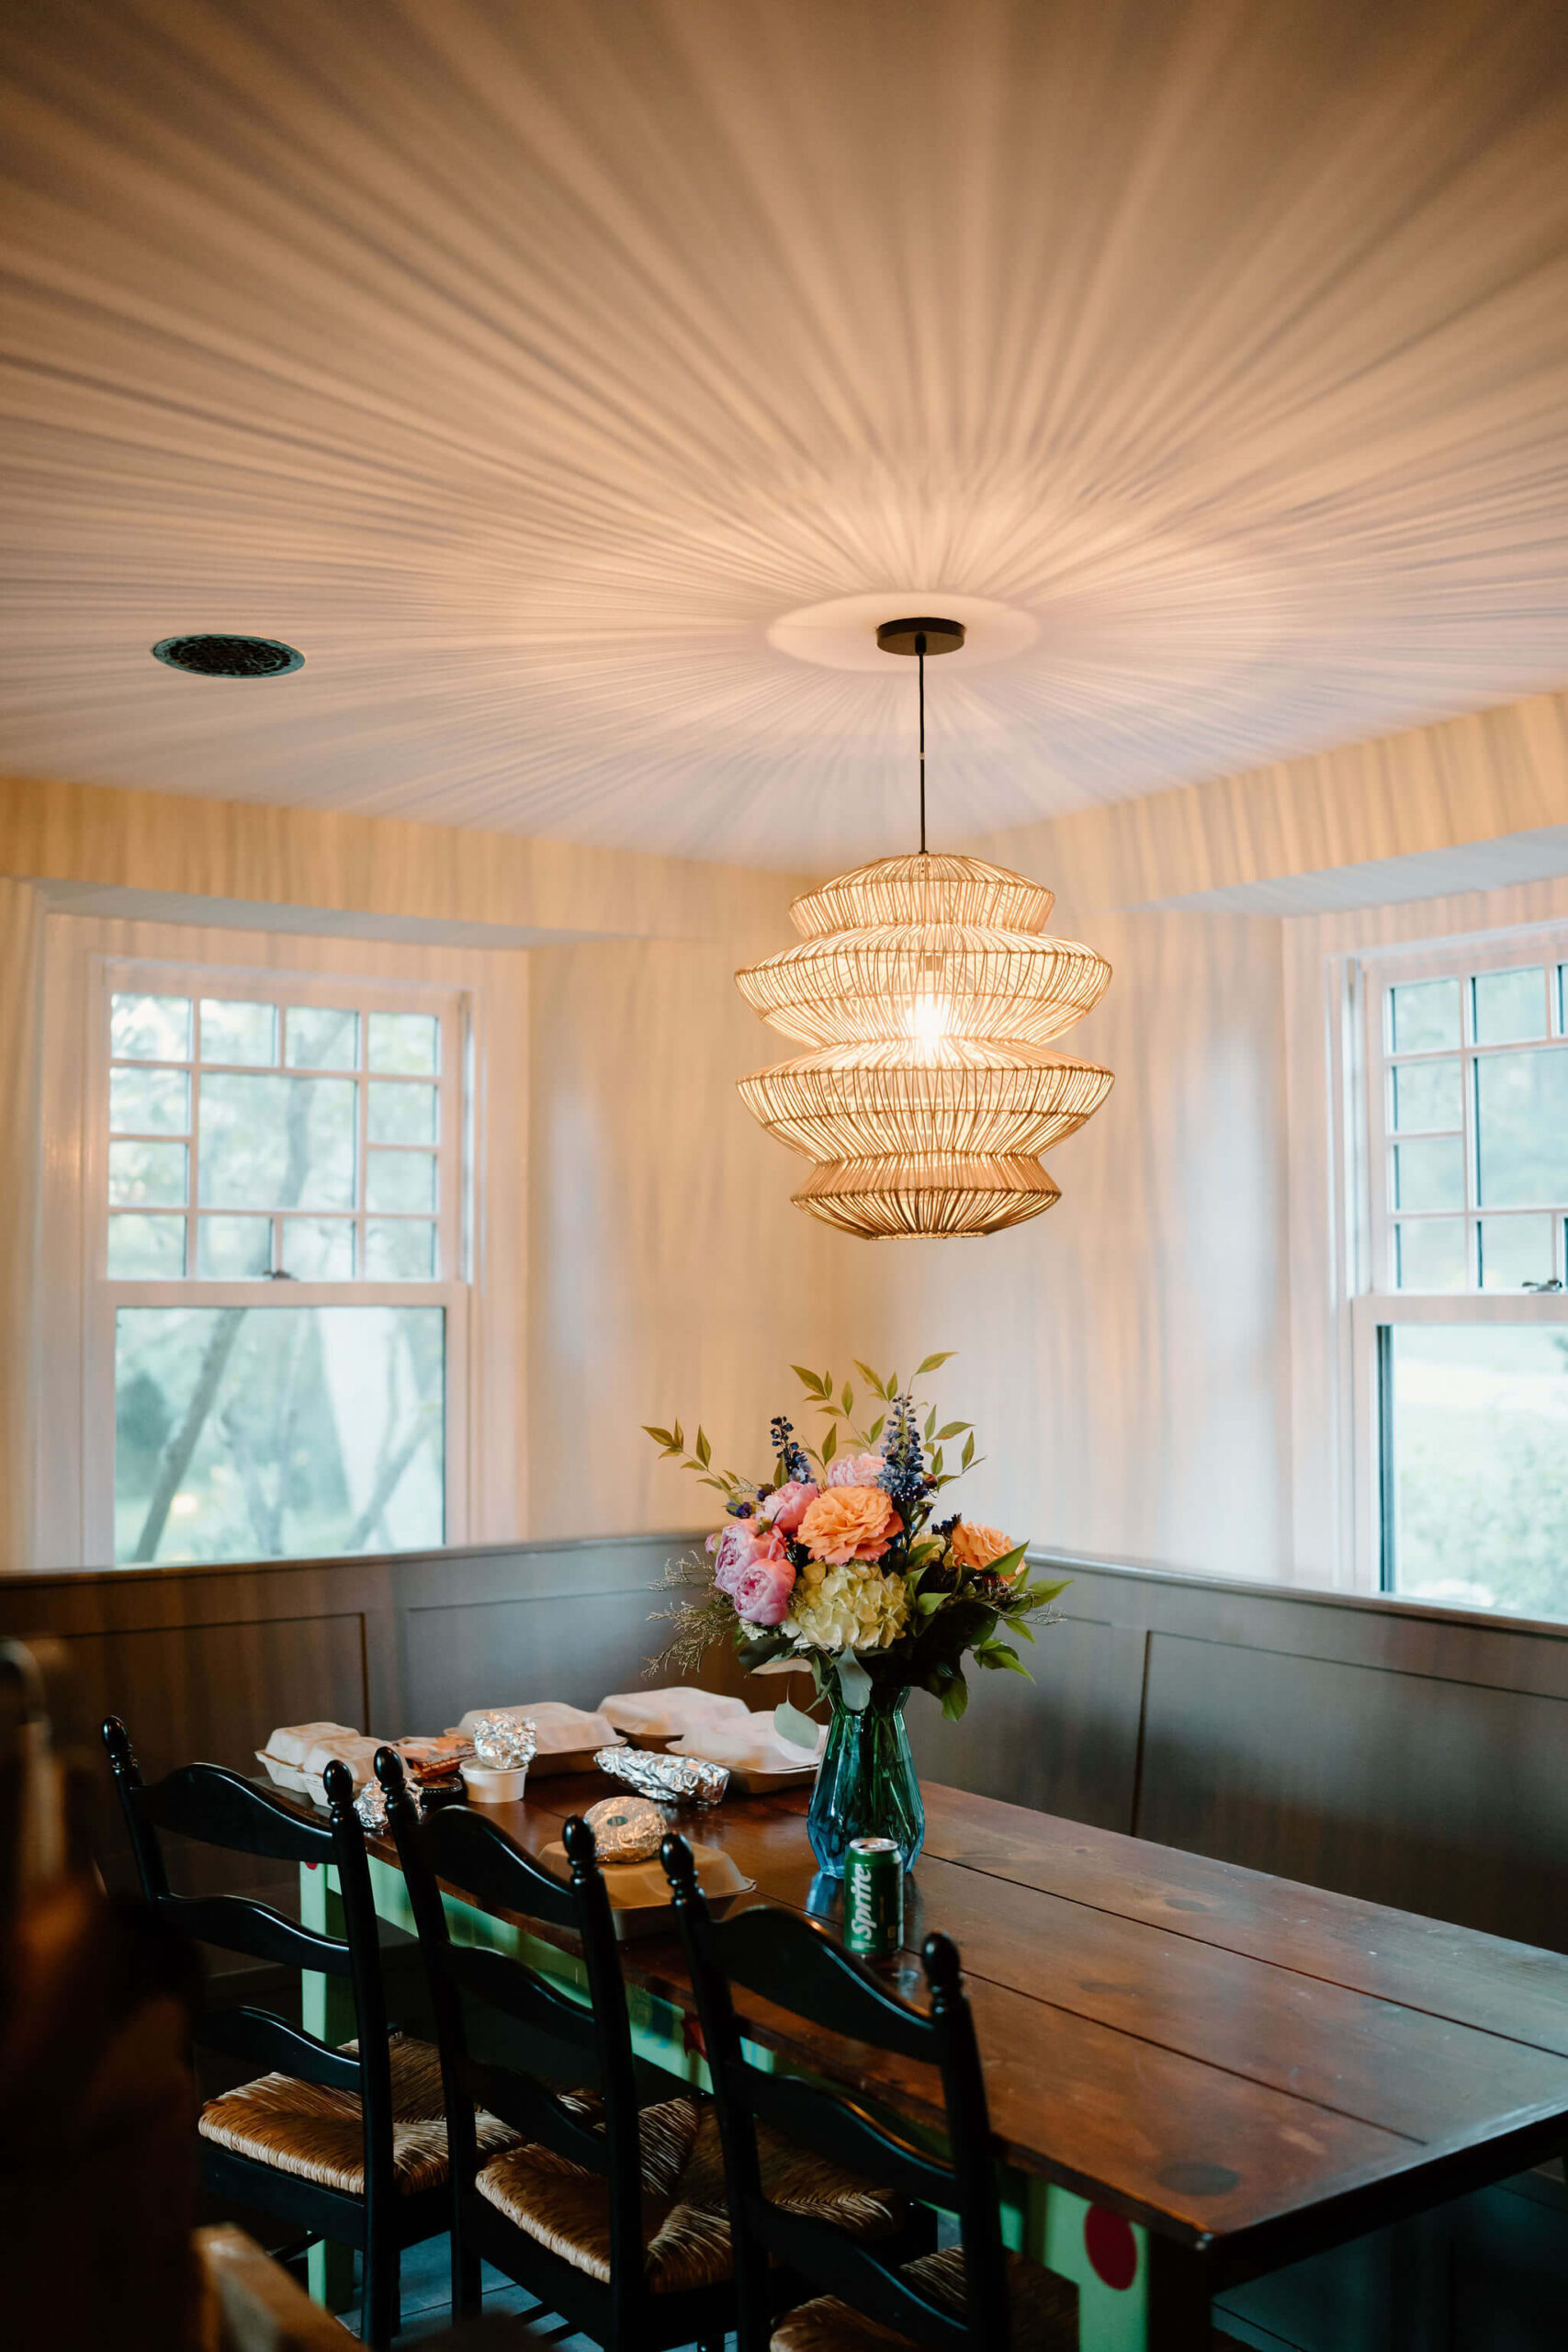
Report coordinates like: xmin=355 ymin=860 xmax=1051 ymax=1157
xmin=460 ymin=1759 xmax=531 ymax=1804
xmin=453 ymin=1702 xmax=622 ymax=1778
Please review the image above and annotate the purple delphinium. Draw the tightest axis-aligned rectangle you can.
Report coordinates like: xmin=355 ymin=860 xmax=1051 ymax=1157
xmin=877 ymin=1392 xmax=929 ymax=1528
xmin=770 ymin=1413 xmax=812 ymax=1487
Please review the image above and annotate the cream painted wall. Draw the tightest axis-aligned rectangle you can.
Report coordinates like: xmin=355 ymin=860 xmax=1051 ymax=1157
xmin=525 ymin=933 xmax=863 ymax=1539
xmin=4 ymin=680 xmax=1568 ymax=1582
xmin=0 ymin=769 xmax=802 ymax=944
xmin=975 ymin=688 xmax=1568 ymax=912
xmin=817 ymin=906 xmax=1294 ymax=1582
xmin=834 ymin=683 xmax=1568 ymax=1588
xmin=0 ymin=774 xmax=843 ymax=1567
xmin=0 ymin=879 xmax=43 ymax=1571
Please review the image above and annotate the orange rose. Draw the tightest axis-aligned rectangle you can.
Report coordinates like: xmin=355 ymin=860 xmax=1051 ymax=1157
xmin=798 ymin=1485 xmax=903 ymax=1566
xmin=949 ymin=1521 xmax=1018 ymax=1574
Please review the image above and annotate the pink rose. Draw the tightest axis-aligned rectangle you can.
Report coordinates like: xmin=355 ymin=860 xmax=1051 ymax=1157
xmin=767 ymin=1479 xmax=819 ymax=1533
xmin=728 ymin=1553 xmax=796 ymax=1627
xmin=827 ymin=1451 xmax=886 ymax=1489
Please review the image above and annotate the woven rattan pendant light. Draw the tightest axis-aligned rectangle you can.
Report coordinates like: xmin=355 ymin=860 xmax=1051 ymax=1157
xmin=736 ymin=616 xmax=1113 ymax=1238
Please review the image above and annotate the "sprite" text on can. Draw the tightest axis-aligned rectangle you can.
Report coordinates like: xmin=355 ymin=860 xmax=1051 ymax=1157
xmin=844 ymin=1837 xmax=903 ymax=1961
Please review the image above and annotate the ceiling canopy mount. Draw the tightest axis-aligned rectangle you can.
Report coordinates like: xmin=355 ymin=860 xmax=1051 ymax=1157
xmin=874 ymin=616 xmax=966 ymax=659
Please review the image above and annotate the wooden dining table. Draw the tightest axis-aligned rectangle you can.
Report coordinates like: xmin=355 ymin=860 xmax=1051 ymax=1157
xmin=297 ymin=1770 xmax=1568 ymax=2350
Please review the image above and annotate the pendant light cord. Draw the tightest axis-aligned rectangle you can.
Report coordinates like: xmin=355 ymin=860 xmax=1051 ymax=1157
xmin=916 ymin=630 xmax=928 ymax=854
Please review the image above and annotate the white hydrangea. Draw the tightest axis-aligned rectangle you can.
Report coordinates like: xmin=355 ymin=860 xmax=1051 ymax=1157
xmin=785 ymin=1564 xmax=910 ymax=1654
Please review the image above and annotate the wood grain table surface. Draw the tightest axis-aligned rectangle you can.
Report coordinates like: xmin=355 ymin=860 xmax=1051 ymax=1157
xmin=351 ymin=1771 xmax=1568 ymax=2339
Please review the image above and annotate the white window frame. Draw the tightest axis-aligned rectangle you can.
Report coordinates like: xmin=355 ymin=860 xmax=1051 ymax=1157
xmin=1348 ymin=922 xmax=1568 ymax=1593
xmin=76 ymin=951 xmax=473 ymax=1566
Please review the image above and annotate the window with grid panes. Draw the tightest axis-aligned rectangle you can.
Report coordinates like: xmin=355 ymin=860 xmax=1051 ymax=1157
xmin=1359 ymin=938 xmax=1568 ymax=1620
xmin=103 ymin=976 xmax=463 ymax=1566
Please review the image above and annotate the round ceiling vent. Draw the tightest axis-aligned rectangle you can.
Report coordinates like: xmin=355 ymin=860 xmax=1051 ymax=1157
xmin=152 ymin=633 xmax=304 ymax=678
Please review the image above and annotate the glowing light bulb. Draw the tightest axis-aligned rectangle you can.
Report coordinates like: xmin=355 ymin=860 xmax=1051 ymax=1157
xmin=909 ymin=994 xmax=951 ymax=1050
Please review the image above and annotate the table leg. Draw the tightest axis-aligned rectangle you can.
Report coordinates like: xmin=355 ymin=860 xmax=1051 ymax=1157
xmin=298 ymin=1862 xmax=358 ymax=2315
xmin=1000 ymin=2171 xmax=1148 ymax=2351
xmin=1145 ymin=2234 xmax=1213 ymax=2351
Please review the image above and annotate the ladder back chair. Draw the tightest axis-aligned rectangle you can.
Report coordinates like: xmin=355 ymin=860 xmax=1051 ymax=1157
xmin=375 ymin=1745 xmax=907 ymax=2352
xmin=376 ymin=1742 xmax=742 ymax=2351
xmin=662 ymin=1837 xmax=1244 ymax=2352
xmin=662 ymin=1829 xmax=1068 ymax=2352
xmin=102 ymin=1714 xmax=478 ymax=2348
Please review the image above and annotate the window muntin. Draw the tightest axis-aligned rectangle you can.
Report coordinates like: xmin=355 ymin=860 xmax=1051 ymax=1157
xmin=1375 ymin=956 xmax=1568 ymax=1294
xmin=100 ymin=969 xmax=461 ymax=1566
xmin=107 ymin=987 xmax=446 ymax=1282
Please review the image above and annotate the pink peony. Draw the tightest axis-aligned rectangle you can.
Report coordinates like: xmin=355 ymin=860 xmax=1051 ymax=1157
xmin=766 ymin=1478 xmax=819 ymax=1533
xmin=727 ymin=1552 xmax=796 ymax=1627
xmin=711 ymin=1519 xmax=760 ymax=1594
xmin=827 ymin=1451 xmax=887 ymax=1489
xmin=714 ymin=1518 xmax=791 ymax=1598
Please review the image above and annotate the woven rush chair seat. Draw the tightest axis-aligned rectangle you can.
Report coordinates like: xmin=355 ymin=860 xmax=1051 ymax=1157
xmin=200 ymin=2034 xmax=517 ymax=2199
xmin=475 ymin=2088 xmax=903 ymax=2296
xmin=772 ymin=2243 xmax=1246 ymax=2352
xmin=773 ymin=2244 xmax=1077 ymax=2352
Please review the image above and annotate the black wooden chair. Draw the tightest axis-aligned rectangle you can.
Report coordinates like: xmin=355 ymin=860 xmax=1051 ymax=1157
xmin=660 ymin=1829 xmax=1081 ymax=2352
xmin=374 ymin=1744 xmax=908 ymax=2352
xmin=102 ymin=1715 xmax=500 ymax=2348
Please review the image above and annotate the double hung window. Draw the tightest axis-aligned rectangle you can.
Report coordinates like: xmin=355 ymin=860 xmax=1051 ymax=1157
xmin=97 ymin=968 xmax=464 ymax=1565
xmin=1357 ymin=933 xmax=1568 ymax=1619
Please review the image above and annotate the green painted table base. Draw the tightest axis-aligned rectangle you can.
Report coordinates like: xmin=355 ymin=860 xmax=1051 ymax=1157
xmin=298 ymin=1861 xmax=357 ymax=2312
xmin=300 ymin=1859 xmax=1151 ymax=2348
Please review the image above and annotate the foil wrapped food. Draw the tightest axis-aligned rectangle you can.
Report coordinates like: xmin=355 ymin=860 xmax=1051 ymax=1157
xmin=593 ymin=1744 xmax=728 ymax=1808
xmin=582 ymin=1792 xmax=666 ymax=1863
xmin=355 ymin=1775 xmax=424 ymax=1832
xmin=469 ymin=1712 xmax=538 ymax=1770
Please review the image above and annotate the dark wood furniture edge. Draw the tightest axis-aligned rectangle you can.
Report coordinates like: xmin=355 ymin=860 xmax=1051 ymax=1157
xmin=326 ymin=1779 xmax=1568 ymax=2264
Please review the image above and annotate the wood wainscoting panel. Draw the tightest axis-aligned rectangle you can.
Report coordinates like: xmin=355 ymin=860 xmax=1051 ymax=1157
xmin=12 ymin=1540 xmax=1568 ymax=1967
xmin=402 ymin=1587 xmax=683 ymax=1734
xmin=44 ymin=1611 xmax=368 ymax=1896
xmin=907 ymin=1612 xmax=1148 ymax=1830
xmin=1136 ymin=1630 xmax=1568 ymax=1949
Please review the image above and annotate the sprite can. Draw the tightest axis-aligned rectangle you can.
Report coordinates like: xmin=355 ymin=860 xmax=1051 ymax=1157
xmin=844 ymin=1837 xmax=903 ymax=1961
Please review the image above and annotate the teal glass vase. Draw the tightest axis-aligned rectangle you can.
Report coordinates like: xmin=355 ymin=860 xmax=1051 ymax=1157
xmin=807 ymin=1684 xmax=924 ymax=1878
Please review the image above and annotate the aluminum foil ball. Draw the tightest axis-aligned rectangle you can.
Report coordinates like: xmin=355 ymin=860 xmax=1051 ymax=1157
xmin=583 ymin=1792 xmax=665 ymax=1864
xmin=469 ymin=1712 xmax=537 ymax=1770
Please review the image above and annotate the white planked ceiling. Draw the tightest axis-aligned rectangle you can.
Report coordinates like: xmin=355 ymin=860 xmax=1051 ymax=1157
xmin=2 ymin=0 xmax=1567 ymax=867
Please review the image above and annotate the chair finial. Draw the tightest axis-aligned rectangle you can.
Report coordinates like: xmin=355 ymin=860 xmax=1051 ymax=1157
xmin=921 ymin=1931 xmax=963 ymax=2009
xmin=321 ymin=1757 xmax=356 ymax=1821
xmin=561 ymin=1815 xmax=598 ymax=1886
xmin=374 ymin=1744 xmax=417 ymax=1831
xmin=101 ymin=1714 xmax=134 ymax=1774
xmin=660 ymin=1832 xmax=699 ymax=1906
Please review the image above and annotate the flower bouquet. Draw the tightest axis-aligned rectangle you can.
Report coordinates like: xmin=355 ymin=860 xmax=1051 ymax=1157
xmin=644 ymin=1353 xmax=1066 ymax=1874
